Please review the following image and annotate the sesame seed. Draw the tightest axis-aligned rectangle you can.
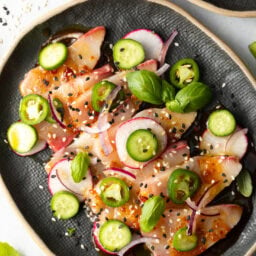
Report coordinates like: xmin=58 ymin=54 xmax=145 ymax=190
xmin=39 ymin=185 xmax=44 ymax=190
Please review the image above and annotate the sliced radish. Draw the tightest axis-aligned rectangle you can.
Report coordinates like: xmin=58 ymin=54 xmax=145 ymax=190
xmin=200 ymin=128 xmax=248 ymax=159
xmin=137 ymin=59 xmax=158 ymax=72
xmin=48 ymin=161 xmax=84 ymax=201
xmin=123 ymin=29 xmax=163 ymax=60
xmin=225 ymin=128 xmax=248 ymax=159
xmin=56 ymin=159 xmax=92 ymax=198
xmin=200 ymin=129 xmax=228 ymax=155
xmin=92 ymin=222 xmax=118 ymax=255
xmin=161 ymin=140 xmax=190 ymax=166
xmin=104 ymin=167 xmax=136 ymax=181
xmin=116 ymin=117 xmax=167 ymax=169
xmin=15 ymin=139 xmax=47 ymax=156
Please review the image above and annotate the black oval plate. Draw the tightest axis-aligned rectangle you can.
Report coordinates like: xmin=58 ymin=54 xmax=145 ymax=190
xmin=0 ymin=0 xmax=256 ymax=255
xmin=203 ymin=0 xmax=256 ymax=12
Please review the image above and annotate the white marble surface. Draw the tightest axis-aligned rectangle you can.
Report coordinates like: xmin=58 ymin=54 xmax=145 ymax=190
xmin=0 ymin=0 xmax=255 ymax=255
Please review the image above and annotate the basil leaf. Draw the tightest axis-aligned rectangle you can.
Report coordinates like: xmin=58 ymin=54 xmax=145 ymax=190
xmin=139 ymin=195 xmax=166 ymax=233
xmin=249 ymin=41 xmax=256 ymax=59
xmin=71 ymin=152 xmax=90 ymax=183
xmin=161 ymin=80 xmax=176 ymax=103
xmin=166 ymin=82 xmax=212 ymax=113
xmin=0 ymin=242 xmax=20 ymax=256
xmin=237 ymin=169 xmax=253 ymax=197
xmin=127 ymin=70 xmax=163 ymax=105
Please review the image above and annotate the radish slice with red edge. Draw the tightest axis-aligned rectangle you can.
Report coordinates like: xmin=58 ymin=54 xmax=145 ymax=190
xmin=159 ymin=30 xmax=178 ymax=66
xmin=48 ymin=160 xmax=84 ymax=201
xmin=56 ymin=159 xmax=92 ymax=197
xmin=15 ymin=139 xmax=47 ymax=156
xmin=225 ymin=128 xmax=248 ymax=159
xmin=123 ymin=29 xmax=163 ymax=60
xmin=137 ymin=59 xmax=158 ymax=72
xmin=104 ymin=167 xmax=136 ymax=181
xmin=49 ymin=159 xmax=92 ymax=201
xmin=92 ymin=222 xmax=118 ymax=255
xmin=48 ymin=94 xmax=66 ymax=129
xmin=116 ymin=117 xmax=167 ymax=169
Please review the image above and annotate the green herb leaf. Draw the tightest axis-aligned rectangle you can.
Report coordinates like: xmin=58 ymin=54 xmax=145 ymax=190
xmin=249 ymin=41 xmax=256 ymax=59
xmin=166 ymin=82 xmax=212 ymax=113
xmin=66 ymin=227 xmax=76 ymax=237
xmin=236 ymin=169 xmax=253 ymax=197
xmin=127 ymin=70 xmax=163 ymax=105
xmin=71 ymin=152 xmax=90 ymax=183
xmin=0 ymin=242 xmax=20 ymax=256
xmin=161 ymin=80 xmax=176 ymax=103
xmin=139 ymin=195 xmax=166 ymax=233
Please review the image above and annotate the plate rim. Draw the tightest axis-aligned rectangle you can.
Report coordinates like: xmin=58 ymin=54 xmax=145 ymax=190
xmin=187 ymin=0 xmax=256 ymax=18
xmin=0 ymin=0 xmax=255 ymax=255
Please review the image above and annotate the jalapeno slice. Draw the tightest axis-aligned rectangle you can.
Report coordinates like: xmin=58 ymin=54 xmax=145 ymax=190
xmin=170 ymin=58 xmax=199 ymax=89
xmin=167 ymin=168 xmax=200 ymax=204
xmin=99 ymin=177 xmax=130 ymax=207
xmin=92 ymin=81 xmax=116 ymax=112
xmin=173 ymin=227 xmax=198 ymax=252
xmin=19 ymin=94 xmax=50 ymax=125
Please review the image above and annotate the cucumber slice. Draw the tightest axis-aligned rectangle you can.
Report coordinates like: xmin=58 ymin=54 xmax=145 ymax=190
xmin=50 ymin=191 xmax=79 ymax=220
xmin=7 ymin=122 xmax=38 ymax=153
xmin=113 ymin=39 xmax=145 ymax=69
xmin=126 ymin=129 xmax=158 ymax=162
xmin=208 ymin=109 xmax=236 ymax=137
xmin=99 ymin=220 xmax=132 ymax=252
xmin=39 ymin=42 xmax=68 ymax=70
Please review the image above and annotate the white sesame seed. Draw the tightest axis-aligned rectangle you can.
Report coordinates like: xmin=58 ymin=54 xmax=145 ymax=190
xmin=47 ymin=133 xmax=52 ymax=139
xmin=3 ymin=139 xmax=8 ymax=144
xmin=51 ymin=217 xmax=56 ymax=222
xmin=39 ymin=185 xmax=44 ymax=190
xmin=121 ymin=116 xmax=125 ymax=121
xmin=157 ymin=182 xmax=162 ymax=186
xmin=80 ymin=244 xmax=85 ymax=249
xmin=174 ymin=42 xmax=179 ymax=47
xmin=222 ymin=83 xmax=226 ymax=88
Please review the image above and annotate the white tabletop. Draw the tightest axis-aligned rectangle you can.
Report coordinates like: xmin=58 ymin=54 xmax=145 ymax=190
xmin=0 ymin=0 xmax=255 ymax=255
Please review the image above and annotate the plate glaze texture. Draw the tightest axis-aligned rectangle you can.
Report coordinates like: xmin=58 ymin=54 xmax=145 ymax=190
xmin=0 ymin=0 xmax=256 ymax=255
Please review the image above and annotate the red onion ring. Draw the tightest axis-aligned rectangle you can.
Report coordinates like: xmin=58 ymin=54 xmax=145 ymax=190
xmin=118 ymin=237 xmax=158 ymax=256
xmin=187 ymin=182 xmax=219 ymax=235
xmin=159 ymin=30 xmax=178 ymax=66
xmin=155 ymin=63 xmax=170 ymax=76
xmin=51 ymin=32 xmax=83 ymax=43
xmin=48 ymin=94 xmax=66 ymax=129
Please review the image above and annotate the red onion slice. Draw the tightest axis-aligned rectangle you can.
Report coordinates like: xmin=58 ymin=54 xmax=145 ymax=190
xmin=155 ymin=63 xmax=170 ymax=76
xmin=187 ymin=182 xmax=219 ymax=235
xmin=159 ymin=30 xmax=178 ymax=66
xmin=104 ymin=167 xmax=136 ymax=180
xmin=48 ymin=94 xmax=66 ymax=129
xmin=51 ymin=32 xmax=83 ymax=43
xmin=118 ymin=237 xmax=158 ymax=256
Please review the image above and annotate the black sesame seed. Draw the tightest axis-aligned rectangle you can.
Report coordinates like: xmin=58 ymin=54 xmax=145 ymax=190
xmin=85 ymin=77 xmax=90 ymax=81
xmin=123 ymin=217 xmax=127 ymax=222
xmin=177 ymin=212 xmax=180 ymax=216
xmin=151 ymin=246 xmax=155 ymax=250
xmin=51 ymin=175 xmax=56 ymax=178
xmin=140 ymin=183 xmax=143 ymax=187
xmin=162 ymin=214 xmax=166 ymax=218
xmin=143 ymin=149 xmax=148 ymax=153
xmin=182 ymin=123 xmax=186 ymax=128
xmin=120 ymin=48 xmax=125 ymax=52
xmin=144 ymin=184 xmax=148 ymax=188
xmin=68 ymin=93 xmax=73 ymax=97
xmin=54 ymin=76 xmax=59 ymax=81
xmin=201 ymin=237 xmax=206 ymax=244
xmin=154 ymin=113 xmax=159 ymax=117
xmin=222 ymin=173 xmax=226 ymax=177
xmin=42 ymin=79 xmax=49 ymax=86
xmin=160 ymin=166 xmax=166 ymax=172
xmin=179 ymin=129 xmax=185 ymax=133
xmin=54 ymin=86 xmax=59 ymax=90
xmin=165 ymin=245 xmax=170 ymax=250
xmin=78 ymin=54 xmax=83 ymax=59
xmin=210 ymin=144 xmax=214 ymax=150
xmin=163 ymin=233 xmax=167 ymax=238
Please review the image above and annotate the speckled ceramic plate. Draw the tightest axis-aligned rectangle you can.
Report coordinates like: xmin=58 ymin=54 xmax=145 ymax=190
xmin=0 ymin=0 xmax=256 ymax=255
xmin=188 ymin=0 xmax=256 ymax=17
